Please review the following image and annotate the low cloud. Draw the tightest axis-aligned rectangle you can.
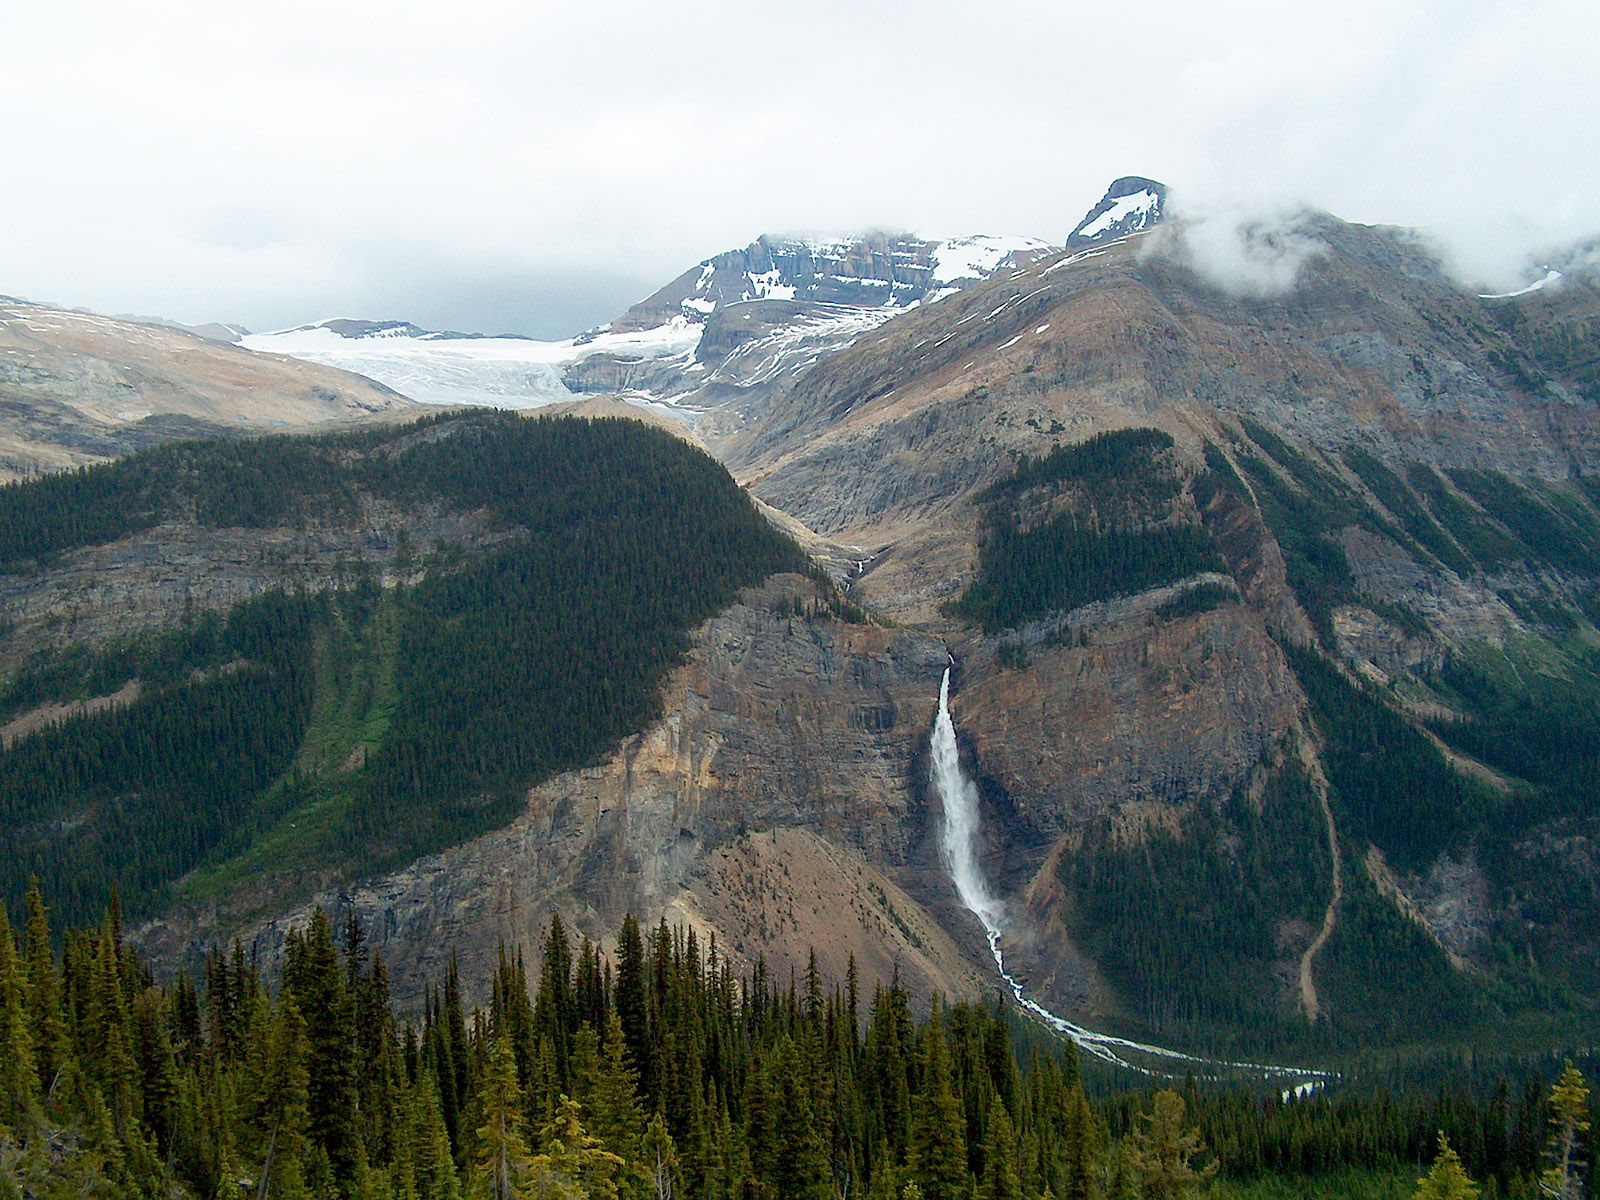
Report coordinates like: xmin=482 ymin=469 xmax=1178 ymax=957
xmin=1147 ymin=198 xmax=1328 ymax=298
xmin=0 ymin=1 xmax=1593 ymax=332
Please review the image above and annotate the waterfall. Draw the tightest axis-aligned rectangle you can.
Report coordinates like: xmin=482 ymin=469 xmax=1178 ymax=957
xmin=929 ymin=661 xmax=1328 ymax=1080
xmin=932 ymin=665 xmax=1004 ymax=935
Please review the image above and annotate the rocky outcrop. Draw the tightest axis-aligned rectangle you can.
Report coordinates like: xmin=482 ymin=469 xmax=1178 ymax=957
xmin=612 ymin=233 xmax=969 ymax=333
xmin=1066 ymin=176 xmax=1167 ymax=247
xmin=952 ymin=589 xmax=1302 ymax=851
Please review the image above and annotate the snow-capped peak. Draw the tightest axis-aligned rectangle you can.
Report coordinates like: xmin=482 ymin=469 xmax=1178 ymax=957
xmin=1067 ymin=177 xmax=1168 ymax=247
xmin=633 ymin=230 xmax=1058 ymax=329
xmin=243 ymin=227 xmax=1062 ymax=414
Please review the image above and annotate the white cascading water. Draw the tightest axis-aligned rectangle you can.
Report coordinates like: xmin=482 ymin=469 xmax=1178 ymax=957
xmin=931 ymin=660 xmax=1327 ymax=1082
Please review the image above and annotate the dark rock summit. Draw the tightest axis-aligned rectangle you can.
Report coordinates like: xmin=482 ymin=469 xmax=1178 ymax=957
xmin=1066 ymin=175 xmax=1168 ymax=246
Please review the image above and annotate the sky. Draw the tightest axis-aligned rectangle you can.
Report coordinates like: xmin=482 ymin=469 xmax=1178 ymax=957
xmin=2 ymin=0 xmax=1595 ymax=339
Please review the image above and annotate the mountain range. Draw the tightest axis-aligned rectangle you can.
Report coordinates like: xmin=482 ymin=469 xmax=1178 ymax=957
xmin=4 ymin=176 xmax=1600 ymax=1069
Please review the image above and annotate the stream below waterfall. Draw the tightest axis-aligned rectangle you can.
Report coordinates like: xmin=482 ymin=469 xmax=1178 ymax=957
xmin=930 ymin=661 xmax=1328 ymax=1084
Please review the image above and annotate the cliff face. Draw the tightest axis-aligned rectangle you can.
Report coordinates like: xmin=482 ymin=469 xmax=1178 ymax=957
xmin=951 ymin=586 xmax=1302 ymax=848
xmin=136 ymin=575 xmax=987 ymax=1011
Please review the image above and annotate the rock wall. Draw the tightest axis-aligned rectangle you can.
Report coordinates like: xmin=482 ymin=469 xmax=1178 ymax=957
xmin=136 ymin=576 xmax=974 ymax=1010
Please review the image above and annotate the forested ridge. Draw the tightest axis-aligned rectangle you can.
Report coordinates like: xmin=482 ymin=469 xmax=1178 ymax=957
xmin=1 ymin=889 xmax=1595 ymax=1200
xmin=956 ymin=430 xmax=1224 ymax=632
xmin=0 ymin=413 xmax=809 ymax=928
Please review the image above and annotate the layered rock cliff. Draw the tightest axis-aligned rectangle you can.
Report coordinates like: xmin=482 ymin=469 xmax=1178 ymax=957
xmin=137 ymin=574 xmax=984 ymax=1011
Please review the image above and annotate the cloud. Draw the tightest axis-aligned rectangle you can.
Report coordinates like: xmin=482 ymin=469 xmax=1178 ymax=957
xmin=1148 ymin=198 xmax=1328 ymax=298
xmin=0 ymin=0 xmax=1594 ymax=333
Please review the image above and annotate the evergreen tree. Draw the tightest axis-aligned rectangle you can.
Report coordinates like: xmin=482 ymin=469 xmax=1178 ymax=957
xmin=1540 ymin=1064 xmax=1591 ymax=1200
xmin=582 ymin=1013 xmax=646 ymax=1164
xmin=911 ymin=1000 xmax=969 ymax=1200
xmin=535 ymin=919 xmax=576 ymax=1095
xmin=642 ymin=1111 xmax=681 ymax=1200
xmin=1058 ymin=1086 xmax=1096 ymax=1200
xmin=1128 ymin=1090 xmax=1214 ymax=1200
xmin=616 ymin=917 xmax=651 ymax=1093
xmin=251 ymin=996 xmax=314 ymax=1200
xmin=773 ymin=1040 xmax=832 ymax=1200
xmin=283 ymin=908 xmax=361 ymax=1177
xmin=470 ymin=1037 xmax=534 ymax=1200
xmin=414 ymin=1073 xmax=462 ymax=1200
xmin=1416 ymin=1133 xmax=1481 ymax=1200
xmin=531 ymin=1096 xmax=625 ymax=1200
xmin=1105 ymin=1141 xmax=1138 ymax=1200
xmin=980 ymin=1095 xmax=1021 ymax=1200
xmin=84 ymin=921 xmax=138 ymax=1133
xmin=0 ymin=904 xmax=39 ymax=1133
xmin=21 ymin=882 xmax=68 ymax=1100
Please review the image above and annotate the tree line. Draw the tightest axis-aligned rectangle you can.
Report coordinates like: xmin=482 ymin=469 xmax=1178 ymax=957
xmin=1 ymin=887 xmax=1593 ymax=1200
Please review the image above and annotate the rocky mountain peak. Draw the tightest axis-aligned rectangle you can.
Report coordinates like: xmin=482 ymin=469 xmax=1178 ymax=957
xmin=1066 ymin=175 xmax=1168 ymax=247
xmin=609 ymin=230 xmax=1054 ymax=335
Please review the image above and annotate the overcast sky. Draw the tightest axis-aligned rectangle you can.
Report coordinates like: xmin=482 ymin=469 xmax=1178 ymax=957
xmin=2 ymin=0 xmax=1594 ymax=338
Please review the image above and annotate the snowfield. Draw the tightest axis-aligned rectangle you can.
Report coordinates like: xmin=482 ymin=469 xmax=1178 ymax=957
xmin=1479 ymin=268 xmax=1564 ymax=300
xmin=931 ymin=234 xmax=1053 ymax=283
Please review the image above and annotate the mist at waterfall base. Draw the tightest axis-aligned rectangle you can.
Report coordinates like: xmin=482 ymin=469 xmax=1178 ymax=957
xmin=930 ymin=663 xmax=1326 ymax=1084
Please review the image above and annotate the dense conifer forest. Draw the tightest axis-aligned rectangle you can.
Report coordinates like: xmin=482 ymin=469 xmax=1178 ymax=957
xmin=956 ymin=430 xmax=1225 ymax=632
xmin=1 ymin=889 xmax=1596 ymax=1200
xmin=0 ymin=414 xmax=809 ymax=928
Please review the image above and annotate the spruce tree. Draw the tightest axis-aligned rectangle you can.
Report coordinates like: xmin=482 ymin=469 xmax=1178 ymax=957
xmin=980 ymin=1095 xmax=1021 ymax=1200
xmin=0 ymin=904 xmax=39 ymax=1133
xmin=532 ymin=1096 xmax=625 ymax=1200
xmin=283 ymin=909 xmax=361 ymax=1177
xmin=535 ymin=918 xmax=576 ymax=1094
xmin=774 ymin=1040 xmax=832 ymax=1200
xmin=414 ymin=1073 xmax=462 ymax=1200
xmin=1540 ymin=1064 xmax=1591 ymax=1200
xmin=1416 ymin=1133 xmax=1480 ymax=1200
xmin=910 ymin=999 xmax=969 ymax=1200
xmin=21 ymin=882 xmax=68 ymax=1099
xmin=616 ymin=917 xmax=651 ymax=1092
xmin=1105 ymin=1141 xmax=1138 ymax=1200
xmin=1128 ymin=1090 xmax=1214 ymax=1200
xmin=642 ymin=1111 xmax=681 ymax=1200
xmin=1058 ymin=1086 xmax=1097 ymax=1200
xmin=470 ymin=1037 xmax=534 ymax=1200
xmin=254 ymin=996 xmax=314 ymax=1200
xmin=584 ymin=1012 xmax=646 ymax=1161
